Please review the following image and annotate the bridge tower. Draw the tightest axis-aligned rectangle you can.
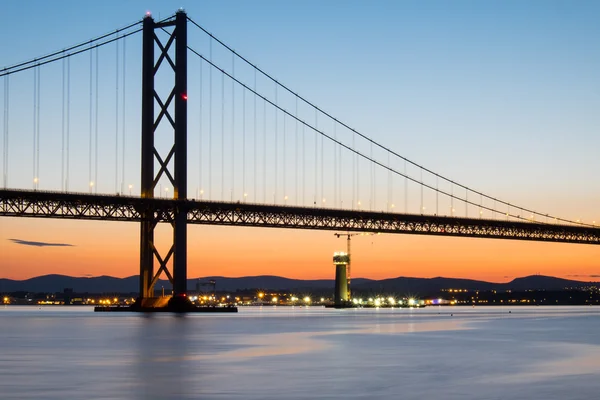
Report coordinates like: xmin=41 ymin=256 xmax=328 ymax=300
xmin=139 ymin=10 xmax=188 ymax=300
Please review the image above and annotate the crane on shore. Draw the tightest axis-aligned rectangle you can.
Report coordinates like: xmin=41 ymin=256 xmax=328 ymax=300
xmin=333 ymin=232 xmax=379 ymax=300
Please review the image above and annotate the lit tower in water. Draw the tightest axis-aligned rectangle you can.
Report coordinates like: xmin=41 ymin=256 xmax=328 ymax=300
xmin=333 ymin=252 xmax=350 ymax=306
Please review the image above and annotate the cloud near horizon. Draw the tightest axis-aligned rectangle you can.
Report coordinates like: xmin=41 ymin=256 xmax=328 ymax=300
xmin=9 ymin=239 xmax=74 ymax=247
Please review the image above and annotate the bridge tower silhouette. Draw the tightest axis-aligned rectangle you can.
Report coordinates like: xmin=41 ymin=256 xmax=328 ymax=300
xmin=139 ymin=11 xmax=188 ymax=301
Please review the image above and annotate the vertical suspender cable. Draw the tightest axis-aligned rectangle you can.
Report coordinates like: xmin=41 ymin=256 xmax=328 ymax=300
xmin=436 ymin=175 xmax=439 ymax=215
xmin=121 ymin=37 xmax=126 ymax=195
xmin=231 ymin=54 xmax=235 ymax=200
xmin=333 ymin=121 xmax=337 ymax=207
xmin=66 ymin=57 xmax=71 ymax=191
xmin=274 ymin=85 xmax=278 ymax=203
xmin=242 ymin=87 xmax=246 ymax=199
xmin=263 ymin=98 xmax=266 ymax=203
xmin=88 ymin=50 xmax=93 ymax=192
xmin=283 ymin=112 xmax=286 ymax=202
xmin=198 ymin=60 xmax=202 ymax=197
xmin=295 ymin=96 xmax=298 ymax=205
xmin=208 ymin=39 xmax=212 ymax=199
xmin=302 ymin=123 xmax=305 ymax=206
xmin=404 ymin=159 xmax=407 ymax=214
xmin=2 ymin=75 xmax=8 ymax=188
xmin=494 ymin=199 xmax=497 ymax=220
xmin=32 ymin=68 xmax=37 ymax=189
xmin=221 ymin=71 xmax=225 ymax=200
xmin=480 ymin=194 xmax=483 ymax=218
xmin=387 ymin=151 xmax=391 ymax=211
xmin=314 ymin=109 xmax=317 ymax=205
xmin=352 ymin=129 xmax=355 ymax=209
xmin=253 ymin=69 xmax=257 ymax=202
xmin=115 ymin=37 xmax=120 ymax=194
xmin=61 ymin=56 xmax=66 ymax=191
xmin=338 ymin=125 xmax=342 ymax=208
xmin=356 ymin=136 xmax=360 ymax=208
xmin=370 ymin=142 xmax=373 ymax=210
xmin=36 ymin=67 xmax=40 ymax=189
xmin=373 ymin=145 xmax=376 ymax=210
xmin=94 ymin=47 xmax=99 ymax=193
xmin=320 ymin=117 xmax=324 ymax=205
xmin=451 ymin=184 xmax=454 ymax=216
xmin=420 ymin=169 xmax=423 ymax=213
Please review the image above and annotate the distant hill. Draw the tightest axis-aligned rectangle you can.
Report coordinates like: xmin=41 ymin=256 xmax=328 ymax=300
xmin=499 ymin=275 xmax=587 ymax=291
xmin=352 ymin=275 xmax=597 ymax=296
xmin=0 ymin=274 xmax=374 ymax=294
xmin=1 ymin=274 xmax=597 ymax=295
xmin=0 ymin=274 xmax=140 ymax=294
xmin=354 ymin=276 xmax=497 ymax=293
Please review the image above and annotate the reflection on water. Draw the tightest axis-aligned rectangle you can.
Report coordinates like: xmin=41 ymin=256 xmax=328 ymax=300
xmin=1 ymin=306 xmax=600 ymax=399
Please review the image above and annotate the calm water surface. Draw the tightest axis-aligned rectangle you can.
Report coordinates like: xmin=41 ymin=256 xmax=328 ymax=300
xmin=1 ymin=305 xmax=600 ymax=399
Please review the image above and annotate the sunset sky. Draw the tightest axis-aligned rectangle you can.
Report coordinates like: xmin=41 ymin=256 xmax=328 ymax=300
xmin=1 ymin=1 xmax=599 ymax=282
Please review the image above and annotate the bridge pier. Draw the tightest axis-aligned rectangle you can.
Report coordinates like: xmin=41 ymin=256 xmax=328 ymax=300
xmin=333 ymin=252 xmax=350 ymax=306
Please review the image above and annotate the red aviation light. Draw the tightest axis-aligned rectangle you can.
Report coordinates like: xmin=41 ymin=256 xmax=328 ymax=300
xmin=181 ymin=93 xmax=188 ymax=100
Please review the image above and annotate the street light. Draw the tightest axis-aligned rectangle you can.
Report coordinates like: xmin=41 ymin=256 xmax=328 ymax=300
xmin=128 ymin=184 xmax=133 ymax=195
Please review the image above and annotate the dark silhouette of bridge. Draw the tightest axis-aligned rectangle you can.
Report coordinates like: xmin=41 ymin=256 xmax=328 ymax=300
xmin=1 ymin=11 xmax=598 ymax=304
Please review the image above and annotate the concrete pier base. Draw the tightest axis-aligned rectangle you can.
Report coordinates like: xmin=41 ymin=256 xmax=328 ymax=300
xmin=94 ymin=297 xmax=238 ymax=313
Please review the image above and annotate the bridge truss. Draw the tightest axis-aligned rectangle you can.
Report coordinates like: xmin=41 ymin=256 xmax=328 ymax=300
xmin=2 ymin=189 xmax=599 ymax=245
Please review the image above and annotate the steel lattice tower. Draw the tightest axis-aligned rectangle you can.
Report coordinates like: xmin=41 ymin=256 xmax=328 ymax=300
xmin=140 ymin=11 xmax=188 ymax=299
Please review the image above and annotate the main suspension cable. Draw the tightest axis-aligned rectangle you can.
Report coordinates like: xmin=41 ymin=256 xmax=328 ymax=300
xmin=0 ymin=29 xmax=141 ymax=78
xmin=187 ymin=16 xmax=579 ymax=225
xmin=1 ymin=21 xmax=142 ymax=75
xmin=188 ymin=46 xmax=590 ymax=226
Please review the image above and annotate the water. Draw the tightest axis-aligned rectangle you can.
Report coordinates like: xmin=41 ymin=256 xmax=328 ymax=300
xmin=1 ymin=306 xmax=600 ymax=399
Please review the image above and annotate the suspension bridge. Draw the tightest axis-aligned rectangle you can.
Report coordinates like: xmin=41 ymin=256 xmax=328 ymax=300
xmin=1 ymin=11 xmax=598 ymax=305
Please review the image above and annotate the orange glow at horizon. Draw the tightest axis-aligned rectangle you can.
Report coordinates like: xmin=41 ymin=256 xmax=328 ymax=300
xmin=1 ymin=217 xmax=599 ymax=283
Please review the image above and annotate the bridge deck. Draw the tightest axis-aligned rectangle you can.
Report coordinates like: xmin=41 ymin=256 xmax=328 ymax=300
xmin=1 ymin=189 xmax=599 ymax=245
